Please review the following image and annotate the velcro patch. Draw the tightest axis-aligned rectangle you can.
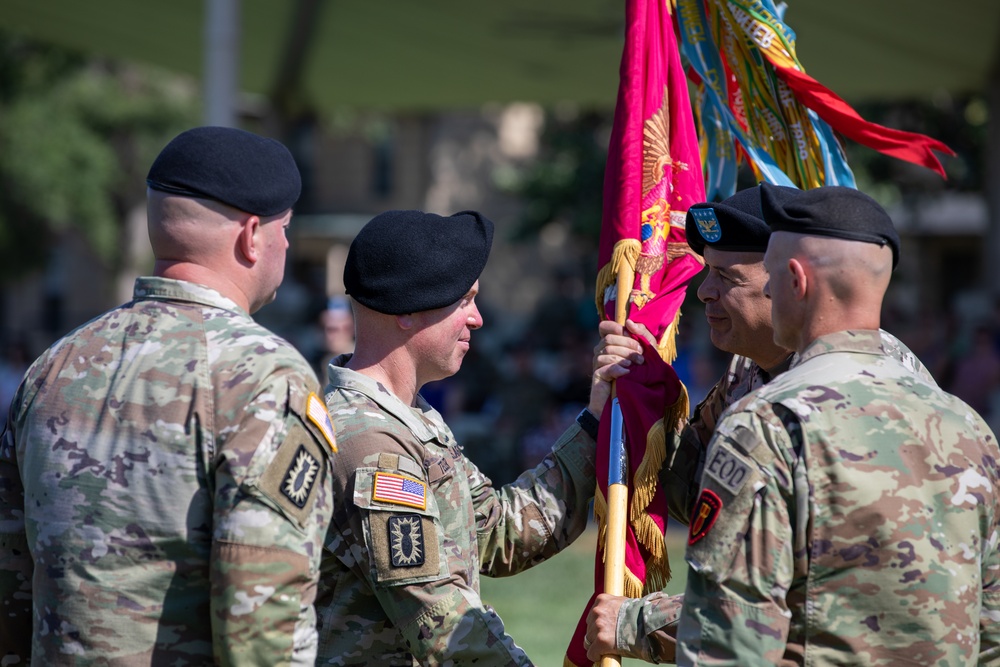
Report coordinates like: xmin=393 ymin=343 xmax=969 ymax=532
xmin=370 ymin=512 xmax=440 ymax=583
xmin=306 ymin=392 xmax=338 ymax=452
xmin=373 ymin=472 xmax=427 ymax=510
xmin=258 ymin=422 xmax=326 ymax=526
xmin=689 ymin=489 xmax=722 ymax=546
xmin=387 ymin=514 xmax=426 ymax=568
xmin=703 ymin=446 xmax=753 ymax=496
xmin=282 ymin=445 xmax=320 ymax=508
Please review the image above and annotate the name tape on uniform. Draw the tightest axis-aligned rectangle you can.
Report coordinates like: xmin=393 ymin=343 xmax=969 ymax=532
xmin=373 ymin=472 xmax=427 ymax=510
xmin=704 ymin=446 xmax=752 ymax=495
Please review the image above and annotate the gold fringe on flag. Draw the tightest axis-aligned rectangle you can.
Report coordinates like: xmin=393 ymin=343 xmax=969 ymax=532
xmin=594 ymin=238 xmax=642 ymax=318
xmin=593 ymin=374 xmax=691 ymax=597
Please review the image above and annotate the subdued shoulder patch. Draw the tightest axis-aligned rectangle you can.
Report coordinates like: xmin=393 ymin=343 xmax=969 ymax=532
xmin=306 ymin=392 xmax=338 ymax=452
xmin=370 ymin=512 xmax=440 ymax=583
xmin=259 ymin=422 xmax=326 ymax=526
xmin=688 ymin=489 xmax=722 ymax=546
xmin=282 ymin=445 xmax=321 ymax=508
xmin=387 ymin=514 xmax=426 ymax=567
xmin=372 ymin=472 xmax=427 ymax=510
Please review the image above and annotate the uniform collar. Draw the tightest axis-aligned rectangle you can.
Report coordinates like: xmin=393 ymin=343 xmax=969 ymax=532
xmin=759 ymin=353 xmax=793 ymax=383
xmin=326 ymin=354 xmax=451 ymax=444
xmin=133 ymin=276 xmax=248 ymax=316
xmin=791 ymin=329 xmax=883 ymax=370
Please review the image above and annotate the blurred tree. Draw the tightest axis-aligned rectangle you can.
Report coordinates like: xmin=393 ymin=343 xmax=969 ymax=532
xmin=845 ymin=93 xmax=987 ymax=204
xmin=498 ymin=108 xmax=610 ymax=242
xmin=0 ymin=30 xmax=198 ymax=290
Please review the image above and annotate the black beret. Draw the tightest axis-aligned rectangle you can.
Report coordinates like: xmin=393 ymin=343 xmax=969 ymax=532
xmin=146 ymin=126 xmax=301 ymax=217
xmin=344 ymin=210 xmax=494 ymax=315
xmin=685 ymin=186 xmax=770 ymax=255
xmin=760 ymin=183 xmax=900 ymax=269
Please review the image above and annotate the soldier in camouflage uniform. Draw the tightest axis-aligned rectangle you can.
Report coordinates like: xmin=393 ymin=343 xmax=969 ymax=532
xmin=0 ymin=127 xmax=337 ymax=665
xmin=315 ymin=209 xmax=622 ymax=665
xmin=672 ymin=183 xmax=999 ymax=665
xmin=585 ymin=186 xmax=934 ymax=663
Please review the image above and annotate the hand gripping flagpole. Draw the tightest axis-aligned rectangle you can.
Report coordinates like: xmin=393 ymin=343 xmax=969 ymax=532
xmin=599 ymin=263 xmax=635 ymax=667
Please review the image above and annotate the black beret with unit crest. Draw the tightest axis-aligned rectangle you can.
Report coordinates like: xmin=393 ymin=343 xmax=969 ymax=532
xmin=685 ymin=186 xmax=770 ymax=256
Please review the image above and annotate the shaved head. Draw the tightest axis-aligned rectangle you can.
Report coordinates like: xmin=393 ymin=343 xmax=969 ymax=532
xmin=147 ymin=190 xmax=245 ymax=265
xmin=764 ymin=232 xmax=893 ymax=352
xmin=775 ymin=233 xmax=893 ymax=299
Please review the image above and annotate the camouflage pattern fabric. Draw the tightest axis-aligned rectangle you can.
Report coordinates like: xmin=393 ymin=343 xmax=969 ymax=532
xmin=0 ymin=277 xmax=335 ymax=666
xmin=317 ymin=356 xmax=597 ymax=665
xmin=619 ymin=329 xmax=941 ymax=662
xmin=677 ymin=329 xmax=1000 ymax=665
xmin=661 ymin=353 xmax=791 ymax=525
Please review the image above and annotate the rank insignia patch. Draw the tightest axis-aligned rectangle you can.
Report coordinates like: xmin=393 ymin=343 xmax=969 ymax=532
xmin=282 ymin=445 xmax=320 ymax=508
xmin=306 ymin=392 xmax=338 ymax=452
xmin=373 ymin=472 xmax=427 ymax=510
xmin=689 ymin=489 xmax=722 ymax=546
xmin=691 ymin=207 xmax=722 ymax=243
xmin=388 ymin=514 xmax=425 ymax=568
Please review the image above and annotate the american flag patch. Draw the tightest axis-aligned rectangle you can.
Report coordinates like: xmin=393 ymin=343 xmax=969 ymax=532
xmin=306 ymin=393 xmax=337 ymax=452
xmin=373 ymin=472 xmax=427 ymax=510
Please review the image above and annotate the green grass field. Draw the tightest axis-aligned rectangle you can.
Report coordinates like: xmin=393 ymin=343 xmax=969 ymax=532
xmin=480 ymin=524 xmax=688 ymax=666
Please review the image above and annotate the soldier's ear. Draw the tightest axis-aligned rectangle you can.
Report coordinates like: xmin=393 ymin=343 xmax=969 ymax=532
xmin=237 ymin=215 xmax=262 ymax=265
xmin=788 ymin=258 xmax=808 ymax=300
xmin=396 ymin=313 xmax=415 ymax=330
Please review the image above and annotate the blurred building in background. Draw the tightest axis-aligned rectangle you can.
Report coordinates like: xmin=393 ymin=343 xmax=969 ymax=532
xmin=0 ymin=4 xmax=997 ymax=465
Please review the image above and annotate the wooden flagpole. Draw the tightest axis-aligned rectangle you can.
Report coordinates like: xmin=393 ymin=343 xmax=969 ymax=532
xmin=599 ymin=261 xmax=635 ymax=667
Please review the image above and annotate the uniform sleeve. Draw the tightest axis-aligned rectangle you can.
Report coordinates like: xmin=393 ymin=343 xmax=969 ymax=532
xmin=475 ymin=422 xmax=596 ymax=575
xmin=983 ymin=579 xmax=1000 ymax=663
xmin=981 ymin=505 xmax=1000 ymax=660
xmin=211 ymin=373 xmax=335 ymax=666
xmin=614 ymin=592 xmax=683 ymax=663
xmin=0 ymin=383 xmax=31 ymax=663
xmin=676 ymin=409 xmax=796 ymax=666
xmin=660 ymin=377 xmax=726 ymax=525
xmin=328 ymin=423 xmax=533 ymax=666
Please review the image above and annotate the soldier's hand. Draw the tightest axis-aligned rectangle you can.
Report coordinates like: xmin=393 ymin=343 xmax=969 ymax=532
xmin=588 ymin=319 xmax=657 ymax=418
xmin=588 ymin=322 xmax=635 ymax=418
xmin=585 ymin=593 xmax=626 ymax=661
xmin=594 ymin=319 xmax=655 ymax=370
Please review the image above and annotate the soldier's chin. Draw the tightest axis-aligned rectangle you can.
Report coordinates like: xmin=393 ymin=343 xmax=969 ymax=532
xmin=708 ymin=328 xmax=731 ymax=352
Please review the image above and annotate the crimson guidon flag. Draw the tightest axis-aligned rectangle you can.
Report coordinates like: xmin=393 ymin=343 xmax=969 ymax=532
xmin=565 ymin=0 xmax=705 ymax=664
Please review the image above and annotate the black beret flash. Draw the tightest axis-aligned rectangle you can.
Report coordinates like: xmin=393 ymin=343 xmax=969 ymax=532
xmin=685 ymin=186 xmax=770 ymax=255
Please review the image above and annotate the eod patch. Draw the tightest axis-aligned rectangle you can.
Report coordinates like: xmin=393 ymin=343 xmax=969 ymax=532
xmin=387 ymin=514 xmax=425 ymax=568
xmin=259 ymin=422 xmax=327 ymax=526
xmin=688 ymin=489 xmax=722 ymax=546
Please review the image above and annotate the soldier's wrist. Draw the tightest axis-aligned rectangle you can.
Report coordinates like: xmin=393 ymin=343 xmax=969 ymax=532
xmin=576 ymin=408 xmax=600 ymax=440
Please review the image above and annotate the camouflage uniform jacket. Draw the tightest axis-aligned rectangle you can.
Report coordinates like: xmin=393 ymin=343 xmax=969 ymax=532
xmin=0 ymin=277 xmax=336 ymax=666
xmin=317 ymin=356 xmax=597 ymax=665
xmin=661 ymin=353 xmax=791 ymax=526
xmin=617 ymin=330 xmax=939 ymax=663
xmin=677 ymin=329 xmax=1000 ymax=666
